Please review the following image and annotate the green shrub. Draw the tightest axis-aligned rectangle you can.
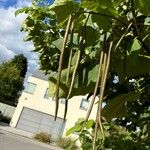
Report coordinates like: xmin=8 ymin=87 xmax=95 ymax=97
xmin=57 ymin=137 xmax=79 ymax=150
xmin=34 ymin=132 xmax=51 ymax=144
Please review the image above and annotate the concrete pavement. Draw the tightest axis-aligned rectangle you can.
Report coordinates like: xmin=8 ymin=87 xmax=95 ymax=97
xmin=0 ymin=122 xmax=63 ymax=150
xmin=0 ymin=122 xmax=33 ymax=138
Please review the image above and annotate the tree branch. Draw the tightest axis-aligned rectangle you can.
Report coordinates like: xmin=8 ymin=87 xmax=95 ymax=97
xmin=84 ymin=11 xmax=127 ymax=26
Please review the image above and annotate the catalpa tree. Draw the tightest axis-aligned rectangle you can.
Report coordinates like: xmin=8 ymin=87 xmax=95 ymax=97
xmin=16 ymin=0 xmax=150 ymax=149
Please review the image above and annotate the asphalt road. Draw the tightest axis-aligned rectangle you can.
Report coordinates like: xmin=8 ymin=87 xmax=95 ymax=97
xmin=0 ymin=130 xmax=61 ymax=150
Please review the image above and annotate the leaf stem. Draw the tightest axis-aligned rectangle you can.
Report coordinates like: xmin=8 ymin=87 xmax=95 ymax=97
xmin=131 ymin=0 xmax=139 ymax=36
xmin=114 ymin=22 xmax=132 ymax=51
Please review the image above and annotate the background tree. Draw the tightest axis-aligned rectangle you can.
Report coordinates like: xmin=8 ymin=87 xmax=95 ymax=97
xmin=17 ymin=0 xmax=150 ymax=149
xmin=0 ymin=54 xmax=27 ymax=106
xmin=12 ymin=54 xmax=28 ymax=78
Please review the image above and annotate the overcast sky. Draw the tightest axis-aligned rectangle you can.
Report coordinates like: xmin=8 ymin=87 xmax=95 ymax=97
xmin=0 ymin=0 xmax=39 ymax=74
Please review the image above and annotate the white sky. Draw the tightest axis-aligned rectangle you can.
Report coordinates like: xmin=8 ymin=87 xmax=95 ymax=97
xmin=0 ymin=0 xmax=39 ymax=74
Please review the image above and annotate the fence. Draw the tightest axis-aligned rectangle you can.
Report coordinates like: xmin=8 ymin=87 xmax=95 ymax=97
xmin=0 ymin=102 xmax=15 ymax=118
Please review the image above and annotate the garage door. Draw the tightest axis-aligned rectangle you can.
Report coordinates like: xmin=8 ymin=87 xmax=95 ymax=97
xmin=16 ymin=107 xmax=65 ymax=140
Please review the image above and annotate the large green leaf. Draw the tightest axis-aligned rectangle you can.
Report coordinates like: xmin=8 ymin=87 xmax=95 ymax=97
xmin=144 ymin=17 xmax=150 ymax=26
xmin=48 ymin=62 xmax=99 ymax=98
xmin=81 ymin=0 xmax=113 ymax=11
xmin=137 ymin=0 xmax=150 ymax=16
xmin=112 ymin=0 xmax=126 ymax=7
xmin=102 ymin=92 xmax=141 ymax=121
xmin=15 ymin=7 xmax=32 ymax=16
xmin=92 ymin=14 xmax=111 ymax=31
xmin=112 ymin=54 xmax=150 ymax=82
xmin=85 ymin=119 xmax=94 ymax=129
xmin=111 ymin=38 xmax=150 ymax=81
xmin=84 ymin=26 xmax=100 ymax=47
xmin=52 ymin=38 xmax=64 ymax=51
xmin=87 ymin=64 xmax=99 ymax=84
xmin=66 ymin=123 xmax=82 ymax=136
xmin=49 ymin=77 xmax=68 ymax=98
xmin=48 ymin=66 xmax=75 ymax=98
xmin=49 ymin=0 xmax=79 ymax=26
xmin=81 ymin=0 xmax=99 ymax=11
xmin=81 ymin=0 xmax=117 ymax=28
xmin=66 ymin=117 xmax=84 ymax=136
xmin=129 ymin=38 xmax=142 ymax=54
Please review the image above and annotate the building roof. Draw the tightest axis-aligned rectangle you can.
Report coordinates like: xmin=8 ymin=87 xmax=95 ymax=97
xmin=31 ymin=70 xmax=49 ymax=81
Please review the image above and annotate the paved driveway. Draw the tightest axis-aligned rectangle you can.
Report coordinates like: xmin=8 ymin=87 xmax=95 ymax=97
xmin=0 ymin=130 xmax=62 ymax=150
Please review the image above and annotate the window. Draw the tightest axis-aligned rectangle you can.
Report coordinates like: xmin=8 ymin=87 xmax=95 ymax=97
xmin=44 ymin=88 xmax=49 ymax=99
xmin=52 ymin=98 xmax=66 ymax=104
xmin=60 ymin=98 xmax=66 ymax=104
xmin=80 ymin=98 xmax=89 ymax=110
xmin=24 ymin=82 xmax=36 ymax=94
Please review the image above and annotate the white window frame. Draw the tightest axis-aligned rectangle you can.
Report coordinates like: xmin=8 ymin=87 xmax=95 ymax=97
xmin=60 ymin=98 xmax=66 ymax=104
xmin=24 ymin=82 xmax=36 ymax=94
xmin=80 ymin=98 xmax=89 ymax=110
xmin=44 ymin=88 xmax=49 ymax=99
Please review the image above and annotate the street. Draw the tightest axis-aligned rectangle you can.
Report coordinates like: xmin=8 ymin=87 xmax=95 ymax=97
xmin=0 ymin=130 xmax=61 ymax=150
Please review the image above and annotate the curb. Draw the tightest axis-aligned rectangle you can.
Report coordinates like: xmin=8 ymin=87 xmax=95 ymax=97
xmin=0 ymin=122 xmax=63 ymax=150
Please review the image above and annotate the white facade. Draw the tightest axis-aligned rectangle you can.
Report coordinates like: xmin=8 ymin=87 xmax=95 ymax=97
xmin=10 ymin=71 xmax=97 ymax=140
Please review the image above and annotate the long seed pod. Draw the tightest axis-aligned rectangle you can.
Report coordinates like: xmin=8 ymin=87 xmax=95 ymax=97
xmin=92 ymin=41 xmax=113 ymax=150
xmin=66 ymin=14 xmax=90 ymax=100
xmin=67 ymin=50 xmax=81 ymax=100
xmin=92 ymin=53 xmax=107 ymax=150
xmin=99 ymin=42 xmax=113 ymax=133
xmin=82 ymin=50 xmax=104 ymax=130
xmin=55 ymin=15 xmax=72 ymax=120
xmin=83 ymin=33 xmax=107 ymax=126
xmin=64 ymin=19 xmax=75 ymax=121
xmin=66 ymin=19 xmax=75 ymax=85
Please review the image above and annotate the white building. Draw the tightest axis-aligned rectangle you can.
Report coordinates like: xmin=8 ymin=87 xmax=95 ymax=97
xmin=10 ymin=70 xmax=97 ymax=140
